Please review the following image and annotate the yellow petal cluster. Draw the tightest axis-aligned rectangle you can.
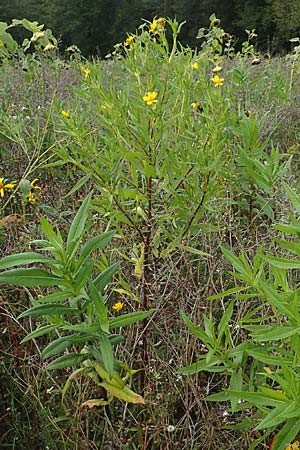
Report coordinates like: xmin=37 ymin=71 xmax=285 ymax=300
xmin=124 ymin=35 xmax=135 ymax=47
xmin=143 ymin=91 xmax=158 ymax=106
xmin=112 ymin=302 xmax=125 ymax=311
xmin=0 ymin=177 xmax=14 ymax=198
xmin=211 ymin=75 xmax=224 ymax=87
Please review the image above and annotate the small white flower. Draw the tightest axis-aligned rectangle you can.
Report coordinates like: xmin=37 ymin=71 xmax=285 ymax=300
xmin=46 ymin=386 xmax=54 ymax=394
xmin=167 ymin=425 xmax=175 ymax=433
xmin=222 ymin=410 xmax=229 ymax=417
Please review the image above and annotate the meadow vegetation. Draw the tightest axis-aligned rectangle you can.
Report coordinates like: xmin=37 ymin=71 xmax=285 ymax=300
xmin=1 ymin=16 xmax=300 ymax=450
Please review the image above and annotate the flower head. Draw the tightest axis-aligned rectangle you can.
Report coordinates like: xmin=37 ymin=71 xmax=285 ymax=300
xmin=30 ymin=179 xmax=41 ymax=191
xmin=80 ymin=66 xmax=91 ymax=79
xmin=191 ymin=102 xmax=203 ymax=112
xmin=61 ymin=110 xmax=70 ymax=119
xmin=143 ymin=91 xmax=158 ymax=106
xmin=124 ymin=35 xmax=135 ymax=47
xmin=157 ymin=17 xmax=166 ymax=27
xmin=245 ymin=110 xmax=254 ymax=118
xmin=112 ymin=302 xmax=125 ymax=311
xmin=0 ymin=177 xmax=14 ymax=198
xmin=28 ymin=192 xmax=36 ymax=204
xmin=150 ymin=19 xmax=158 ymax=33
xmin=211 ymin=75 xmax=224 ymax=87
xmin=285 ymin=441 xmax=300 ymax=450
xmin=192 ymin=62 xmax=199 ymax=70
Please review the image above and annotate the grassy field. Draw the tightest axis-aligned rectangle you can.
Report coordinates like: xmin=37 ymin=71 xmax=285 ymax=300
xmin=1 ymin=17 xmax=300 ymax=450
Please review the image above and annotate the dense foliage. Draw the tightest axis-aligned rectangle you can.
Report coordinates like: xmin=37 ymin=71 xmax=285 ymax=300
xmin=2 ymin=14 xmax=300 ymax=450
xmin=0 ymin=0 xmax=300 ymax=56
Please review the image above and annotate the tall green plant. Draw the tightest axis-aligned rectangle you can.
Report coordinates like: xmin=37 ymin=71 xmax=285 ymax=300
xmin=0 ymin=193 xmax=153 ymax=405
xmin=178 ymin=183 xmax=300 ymax=450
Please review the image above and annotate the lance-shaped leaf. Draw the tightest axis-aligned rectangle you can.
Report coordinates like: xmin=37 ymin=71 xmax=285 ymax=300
xmin=0 ymin=268 xmax=65 ymax=287
xmin=100 ymin=381 xmax=145 ymax=404
xmin=109 ymin=310 xmax=155 ymax=330
xmin=0 ymin=252 xmax=54 ymax=270
xmin=66 ymin=192 xmax=92 ymax=259
xmin=19 ymin=303 xmax=79 ymax=318
xmin=46 ymin=352 xmax=90 ymax=370
xmin=80 ymin=231 xmax=115 ymax=263
xmin=94 ymin=262 xmax=120 ymax=292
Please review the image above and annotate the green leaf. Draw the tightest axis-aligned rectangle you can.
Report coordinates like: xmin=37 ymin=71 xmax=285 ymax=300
xmin=80 ymin=231 xmax=115 ymax=262
xmin=255 ymin=403 xmax=291 ymax=431
xmin=177 ymin=357 xmax=224 ymax=375
xmin=206 ymin=390 xmax=288 ymax=407
xmin=221 ymin=246 xmax=250 ymax=277
xmin=264 ymin=255 xmax=300 ymax=270
xmin=20 ymin=324 xmax=58 ymax=343
xmin=40 ymin=216 xmax=64 ymax=255
xmin=89 ymin=281 xmax=108 ymax=332
xmin=258 ymin=281 xmax=298 ymax=321
xmin=99 ymin=333 xmax=114 ymax=378
xmin=180 ymin=309 xmax=214 ymax=346
xmin=18 ymin=303 xmax=79 ymax=318
xmin=0 ymin=252 xmax=53 ymax=270
xmin=100 ymin=381 xmax=145 ymax=404
xmin=63 ymin=173 xmax=92 ymax=199
xmin=46 ymin=353 xmax=90 ymax=370
xmin=109 ymin=310 xmax=154 ymax=330
xmin=66 ymin=193 xmax=92 ymax=259
xmin=0 ymin=268 xmax=65 ymax=287
xmin=250 ymin=325 xmax=300 ymax=342
xmin=272 ymin=418 xmax=300 ymax=450
xmin=207 ymin=286 xmax=249 ymax=301
xmin=217 ymin=301 xmax=234 ymax=339
xmin=42 ymin=335 xmax=90 ymax=359
xmin=283 ymin=182 xmax=300 ymax=214
xmin=94 ymin=262 xmax=120 ymax=292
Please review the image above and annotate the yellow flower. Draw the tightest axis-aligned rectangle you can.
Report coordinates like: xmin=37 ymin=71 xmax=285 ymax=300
xmin=124 ymin=35 xmax=135 ymax=47
xmin=28 ymin=192 xmax=36 ymax=204
xmin=245 ymin=110 xmax=254 ymax=118
xmin=192 ymin=62 xmax=199 ymax=70
xmin=61 ymin=110 xmax=70 ymax=119
xmin=80 ymin=66 xmax=91 ymax=78
xmin=150 ymin=20 xmax=158 ymax=33
xmin=285 ymin=442 xmax=300 ymax=450
xmin=112 ymin=302 xmax=125 ymax=311
xmin=211 ymin=74 xmax=224 ymax=87
xmin=191 ymin=102 xmax=203 ymax=112
xmin=143 ymin=91 xmax=158 ymax=106
xmin=30 ymin=179 xmax=41 ymax=191
xmin=157 ymin=17 xmax=166 ymax=27
xmin=0 ymin=177 xmax=14 ymax=197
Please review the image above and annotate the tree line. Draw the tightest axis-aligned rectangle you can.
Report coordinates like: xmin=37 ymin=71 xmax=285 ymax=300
xmin=0 ymin=0 xmax=299 ymax=56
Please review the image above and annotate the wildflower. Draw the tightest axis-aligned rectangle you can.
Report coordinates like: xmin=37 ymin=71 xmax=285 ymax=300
xmin=28 ymin=192 xmax=36 ymax=204
xmin=80 ymin=66 xmax=91 ymax=78
xmin=46 ymin=386 xmax=54 ymax=394
xmin=61 ymin=110 xmax=70 ymax=119
xmin=167 ymin=425 xmax=175 ymax=432
xmin=157 ymin=17 xmax=166 ymax=27
xmin=192 ymin=62 xmax=199 ymax=70
xmin=124 ymin=35 xmax=135 ymax=47
xmin=0 ymin=178 xmax=14 ymax=197
xmin=28 ymin=179 xmax=41 ymax=204
xmin=112 ymin=302 xmax=125 ymax=311
xmin=211 ymin=74 xmax=224 ymax=87
xmin=143 ymin=91 xmax=158 ymax=106
xmin=285 ymin=442 xmax=300 ymax=450
xmin=150 ymin=20 xmax=158 ymax=33
xmin=245 ymin=110 xmax=254 ymax=117
xmin=30 ymin=179 xmax=41 ymax=191
xmin=191 ymin=102 xmax=203 ymax=112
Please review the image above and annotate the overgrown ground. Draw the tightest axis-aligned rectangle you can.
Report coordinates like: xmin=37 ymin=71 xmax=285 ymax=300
xmin=1 ymin=18 xmax=300 ymax=450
